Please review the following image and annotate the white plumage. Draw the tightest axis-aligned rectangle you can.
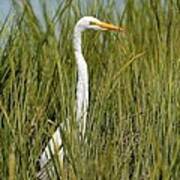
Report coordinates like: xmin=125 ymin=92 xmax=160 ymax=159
xmin=37 ymin=16 xmax=124 ymax=179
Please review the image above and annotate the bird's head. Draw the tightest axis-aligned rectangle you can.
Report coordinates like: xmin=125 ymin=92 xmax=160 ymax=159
xmin=75 ymin=16 xmax=125 ymax=32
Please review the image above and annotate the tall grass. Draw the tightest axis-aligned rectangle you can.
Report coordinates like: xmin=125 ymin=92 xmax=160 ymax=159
xmin=0 ymin=0 xmax=179 ymax=179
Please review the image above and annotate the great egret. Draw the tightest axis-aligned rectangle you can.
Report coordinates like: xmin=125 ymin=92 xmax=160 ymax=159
xmin=37 ymin=16 xmax=124 ymax=179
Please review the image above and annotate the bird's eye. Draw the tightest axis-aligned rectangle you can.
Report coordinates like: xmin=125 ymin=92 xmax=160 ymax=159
xmin=90 ymin=21 xmax=97 ymax=26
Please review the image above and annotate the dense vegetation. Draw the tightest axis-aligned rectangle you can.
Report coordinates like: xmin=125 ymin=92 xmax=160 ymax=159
xmin=0 ymin=0 xmax=179 ymax=179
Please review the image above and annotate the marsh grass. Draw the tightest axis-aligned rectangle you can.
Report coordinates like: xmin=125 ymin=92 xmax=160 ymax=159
xmin=0 ymin=0 xmax=180 ymax=179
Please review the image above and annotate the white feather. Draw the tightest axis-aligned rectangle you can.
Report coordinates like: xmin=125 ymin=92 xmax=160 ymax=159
xmin=37 ymin=16 xmax=104 ymax=179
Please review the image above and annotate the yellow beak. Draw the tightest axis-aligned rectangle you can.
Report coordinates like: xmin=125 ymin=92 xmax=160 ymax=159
xmin=96 ymin=21 xmax=125 ymax=32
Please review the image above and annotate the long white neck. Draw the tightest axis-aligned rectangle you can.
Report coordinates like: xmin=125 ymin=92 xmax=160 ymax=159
xmin=73 ymin=27 xmax=89 ymax=137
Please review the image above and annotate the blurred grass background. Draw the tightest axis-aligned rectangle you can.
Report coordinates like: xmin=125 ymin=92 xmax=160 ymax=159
xmin=0 ymin=0 xmax=180 ymax=179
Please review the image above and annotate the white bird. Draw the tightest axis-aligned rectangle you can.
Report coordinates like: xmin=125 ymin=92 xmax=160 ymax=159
xmin=37 ymin=16 xmax=124 ymax=179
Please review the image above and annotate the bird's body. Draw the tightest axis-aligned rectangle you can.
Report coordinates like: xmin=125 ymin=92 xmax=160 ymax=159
xmin=37 ymin=16 xmax=124 ymax=179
